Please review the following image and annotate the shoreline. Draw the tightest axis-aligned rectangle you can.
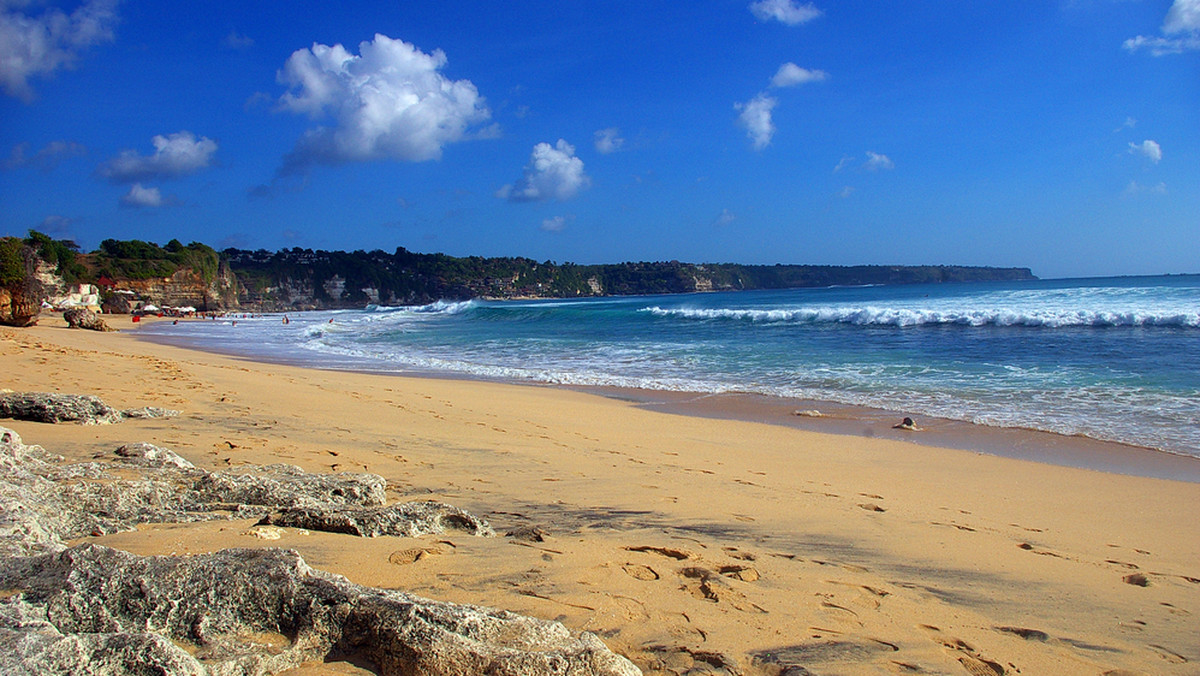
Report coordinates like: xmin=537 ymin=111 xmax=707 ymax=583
xmin=133 ymin=314 xmax=1200 ymax=484
xmin=5 ymin=314 xmax=1199 ymax=674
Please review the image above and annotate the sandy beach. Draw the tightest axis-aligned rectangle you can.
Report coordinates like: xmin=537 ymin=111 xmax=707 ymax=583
xmin=2 ymin=315 xmax=1198 ymax=675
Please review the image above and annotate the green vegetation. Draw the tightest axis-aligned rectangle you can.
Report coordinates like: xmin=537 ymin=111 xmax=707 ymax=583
xmin=0 ymin=237 xmax=27 ymax=288
xmin=24 ymin=230 xmax=87 ymax=283
xmin=93 ymin=239 xmax=220 ymax=283
xmin=224 ymin=245 xmax=1036 ymax=309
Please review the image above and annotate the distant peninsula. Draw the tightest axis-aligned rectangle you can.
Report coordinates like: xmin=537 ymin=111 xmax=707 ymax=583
xmin=1 ymin=231 xmax=1036 ymax=320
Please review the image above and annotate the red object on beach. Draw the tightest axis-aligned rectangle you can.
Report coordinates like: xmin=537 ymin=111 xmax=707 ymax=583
xmin=132 ymin=315 xmax=140 ymax=323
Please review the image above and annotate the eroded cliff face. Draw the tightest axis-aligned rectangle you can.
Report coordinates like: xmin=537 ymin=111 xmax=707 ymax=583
xmin=115 ymin=263 xmax=241 ymax=312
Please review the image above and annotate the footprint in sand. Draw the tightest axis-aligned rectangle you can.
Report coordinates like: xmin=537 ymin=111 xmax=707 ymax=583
xmin=624 ymin=545 xmax=694 ymax=560
xmin=621 ymin=563 xmax=659 ymax=581
xmin=922 ymin=627 xmax=1008 ymax=676
xmin=388 ymin=540 xmax=456 ymax=565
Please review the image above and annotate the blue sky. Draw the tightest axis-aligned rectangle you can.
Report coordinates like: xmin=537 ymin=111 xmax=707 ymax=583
xmin=1 ymin=0 xmax=1197 ymax=279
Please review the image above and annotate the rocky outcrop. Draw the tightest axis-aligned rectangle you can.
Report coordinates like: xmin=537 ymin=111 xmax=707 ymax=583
xmin=0 ymin=240 xmax=43 ymax=327
xmin=113 ymin=442 xmax=195 ymax=469
xmin=0 ymin=545 xmax=640 ymax=676
xmin=115 ymin=264 xmax=241 ymax=312
xmin=0 ymin=392 xmax=177 ymax=425
xmin=264 ymin=501 xmax=495 ymax=538
xmin=0 ymin=426 xmax=640 ymax=675
xmin=62 ymin=307 xmax=114 ymax=331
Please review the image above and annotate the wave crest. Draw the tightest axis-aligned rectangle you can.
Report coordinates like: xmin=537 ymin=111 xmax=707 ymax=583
xmin=643 ymin=306 xmax=1200 ymax=328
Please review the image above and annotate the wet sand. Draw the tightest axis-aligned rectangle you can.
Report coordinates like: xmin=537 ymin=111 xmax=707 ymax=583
xmin=3 ymin=314 xmax=1198 ymax=675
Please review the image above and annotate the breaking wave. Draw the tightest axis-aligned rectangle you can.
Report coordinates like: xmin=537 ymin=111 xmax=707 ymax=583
xmin=644 ymin=306 xmax=1200 ymax=328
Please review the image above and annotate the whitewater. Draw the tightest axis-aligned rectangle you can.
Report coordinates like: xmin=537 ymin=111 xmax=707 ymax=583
xmin=141 ymin=275 xmax=1200 ymax=459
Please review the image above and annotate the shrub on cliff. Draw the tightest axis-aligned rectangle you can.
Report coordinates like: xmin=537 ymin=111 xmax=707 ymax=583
xmin=0 ymin=237 xmax=45 ymax=327
xmin=25 ymin=230 xmax=86 ymax=283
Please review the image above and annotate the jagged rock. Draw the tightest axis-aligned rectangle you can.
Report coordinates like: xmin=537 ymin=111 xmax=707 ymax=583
xmin=506 ymin=525 xmax=551 ymax=542
xmin=0 ymin=392 xmax=178 ymax=425
xmin=265 ymin=500 xmax=495 ymax=538
xmin=193 ymin=464 xmax=388 ymax=510
xmin=114 ymin=442 xmax=195 ymax=469
xmin=62 ymin=307 xmax=115 ymax=332
xmin=0 ymin=545 xmax=641 ymax=676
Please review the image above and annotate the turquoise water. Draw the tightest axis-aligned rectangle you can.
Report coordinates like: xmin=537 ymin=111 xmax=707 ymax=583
xmin=142 ymin=275 xmax=1200 ymax=458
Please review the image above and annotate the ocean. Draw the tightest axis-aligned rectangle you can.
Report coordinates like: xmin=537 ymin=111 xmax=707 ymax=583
xmin=140 ymin=275 xmax=1200 ymax=460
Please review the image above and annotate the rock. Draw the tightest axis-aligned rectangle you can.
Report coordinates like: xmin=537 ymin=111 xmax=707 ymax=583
xmin=0 ymin=545 xmax=641 ymax=676
xmin=0 ymin=392 xmax=123 ymax=425
xmin=0 ymin=392 xmax=178 ymax=425
xmin=193 ymin=464 xmax=388 ymax=510
xmin=0 ymin=287 xmax=40 ymax=327
xmin=114 ymin=442 xmax=195 ymax=469
xmin=0 ymin=429 xmax=640 ymax=673
xmin=506 ymin=525 xmax=550 ymax=542
xmin=265 ymin=500 xmax=494 ymax=538
xmin=62 ymin=307 xmax=115 ymax=332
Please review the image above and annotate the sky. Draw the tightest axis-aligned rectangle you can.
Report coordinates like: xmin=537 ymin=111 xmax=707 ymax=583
xmin=1 ymin=0 xmax=1197 ymax=279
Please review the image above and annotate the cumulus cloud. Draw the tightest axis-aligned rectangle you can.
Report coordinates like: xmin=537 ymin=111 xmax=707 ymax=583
xmin=1128 ymin=139 xmax=1162 ymax=162
xmin=835 ymin=152 xmax=895 ymax=172
xmin=276 ymin=33 xmax=492 ymax=174
xmin=4 ymin=139 xmax=85 ymax=170
xmin=712 ymin=209 xmax=736 ymax=227
xmin=1124 ymin=0 xmax=1200 ymax=55
xmin=119 ymin=183 xmax=178 ymax=208
xmin=594 ymin=127 xmax=624 ymax=154
xmin=749 ymin=0 xmax=822 ymax=25
xmin=540 ymin=215 xmax=572 ymax=232
xmin=497 ymin=139 xmax=590 ymax=202
xmin=770 ymin=62 xmax=828 ymax=88
xmin=98 ymin=131 xmax=218 ymax=183
xmin=0 ymin=0 xmax=118 ymax=101
xmin=735 ymin=93 xmax=777 ymax=150
xmin=864 ymin=151 xmax=895 ymax=171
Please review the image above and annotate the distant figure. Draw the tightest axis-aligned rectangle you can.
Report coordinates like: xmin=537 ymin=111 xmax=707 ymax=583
xmin=893 ymin=417 xmax=920 ymax=431
xmin=283 ymin=315 xmax=290 ymax=325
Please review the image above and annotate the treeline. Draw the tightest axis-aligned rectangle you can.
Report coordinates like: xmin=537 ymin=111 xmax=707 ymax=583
xmin=224 ymin=245 xmax=1036 ymax=308
xmin=3 ymin=230 xmax=1037 ymax=313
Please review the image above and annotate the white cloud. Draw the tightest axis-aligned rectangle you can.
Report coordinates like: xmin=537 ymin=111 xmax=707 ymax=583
xmin=1164 ymin=0 xmax=1200 ymax=33
xmin=540 ymin=215 xmax=573 ymax=232
xmin=770 ymin=62 xmax=828 ymax=88
xmin=749 ymin=0 xmax=822 ymax=25
xmin=1124 ymin=0 xmax=1200 ymax=55
xmin=0 ymin=0 xmax=118 ymax=101
xmin=98 ymin=131 xmax=218 ymax=183
xmin=120 ymin=183 xmax=178 ymax=208
xmin=838 ymin=185 xmax=855 ymax=198
xmin=594 ymin=127 xmax=624 ymax=154
xmin=4 ymin=139 xmax=85 ymax=170
xmin=497 ymin=139 xmax=590 ymax=203
xmin=1129 ymin=139 xmax=1162 ymax=162
xmin=735 ymin=93 xmax=777 ymax=150
xmin=832 ymin=155 xmax=854 ymax=173
xmin=276 ymin=33 xmax=492 ymax=174
xmin=864 ymin=151 xmax=895 ymax=171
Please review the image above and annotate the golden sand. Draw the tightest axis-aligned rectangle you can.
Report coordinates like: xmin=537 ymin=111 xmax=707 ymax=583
xmin=2 ymin=315 xmax=1198 ymax=674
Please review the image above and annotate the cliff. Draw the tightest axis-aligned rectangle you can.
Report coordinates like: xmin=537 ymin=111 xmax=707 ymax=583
xmin=225 ymin=247 xmax=1037 ymax=311
xmin=5 ymin=232 xmax=1038 ymax=315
